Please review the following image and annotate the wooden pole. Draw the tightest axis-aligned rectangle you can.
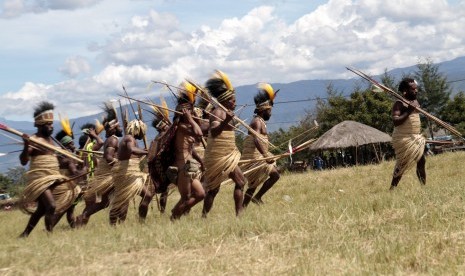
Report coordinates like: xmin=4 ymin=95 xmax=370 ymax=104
xmin=0 ymin=123 xmax=83 ymax=163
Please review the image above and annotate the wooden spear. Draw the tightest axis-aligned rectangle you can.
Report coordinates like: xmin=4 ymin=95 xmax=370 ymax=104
xmin=238 ymin=138 xmax=317 ymax=164
xmin=0 ymin=123 xmax=83 ymax=163
xmin=137 ymin=103 xmax=149 ymax=150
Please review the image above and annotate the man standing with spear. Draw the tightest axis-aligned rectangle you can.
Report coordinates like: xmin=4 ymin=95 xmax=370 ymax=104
xmin=389 ymin=78 xmax=427 ymax=190
xmin=347 ymin=67 xmax=465 ymax=189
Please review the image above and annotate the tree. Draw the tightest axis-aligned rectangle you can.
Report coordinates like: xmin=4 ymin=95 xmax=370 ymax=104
xmin=314 ymin=81 xmax=393 ymax=134
xmin=415 ymin=58 xmax=452 ymax=138
xmin=5 ymin=166 xmax=26 ymax=196
xmin=440 ymin=91 xmax=465 ymax=136
xmin=0 ymin=173 xmax=13 ymax=193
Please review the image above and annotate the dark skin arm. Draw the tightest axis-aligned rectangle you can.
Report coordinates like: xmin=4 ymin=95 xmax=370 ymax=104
xmin=66 ymin=158 xmax=88 ymax=176
xmin=183 ymin=108 xmax=203 ymax=137
xmin=87 ymin=129 xmax=104 ymax=151
xmin=20 ymin=134 xmax=32 ymax=166
xmin=126 ymin=136 xmax=148 ymax=156
xmin=392 ymin=100 xmax=418 ymax=127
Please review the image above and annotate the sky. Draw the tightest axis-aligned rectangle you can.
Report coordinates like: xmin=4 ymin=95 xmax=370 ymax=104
xmin=1 ymin=0 xmax=465 ymax=121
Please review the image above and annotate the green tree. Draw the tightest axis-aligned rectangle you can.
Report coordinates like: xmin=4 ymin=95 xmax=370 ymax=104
xmin=415 ymin=58 xmax=452 ymax=138
xmin=439 ymin=91 xmax=465 ymax=136
xmin=0 ymin=173 xmax=13 ymax=193
xmin=314 ymin=81 xmax=393 ymax=134
xmin=5 ymin=166 xmax=26 ymax=196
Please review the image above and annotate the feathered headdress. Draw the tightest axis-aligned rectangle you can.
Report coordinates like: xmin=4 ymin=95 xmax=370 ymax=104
xmin=33 ymin=101 xmax=54 ymax=126
xmin=151 ymin=97 xmax=170 ymax=130
xmin=102 ymin=101 xmax=119 ymax=131
xmin=126 ymin=119 xmax=147 ymax=137
xmin=95 ymin=119 xmax=104 ymax=135
xmin=205 ymin=70 xmax=235 ymax=103
xmin=178 ymin=81 xmax=198 ymax=104
xmin=254 ymin=82 xmax=277 ymax=113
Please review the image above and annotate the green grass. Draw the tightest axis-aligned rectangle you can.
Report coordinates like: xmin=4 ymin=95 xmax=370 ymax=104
xmin=1 ymin=151 xmax=465 ymax=275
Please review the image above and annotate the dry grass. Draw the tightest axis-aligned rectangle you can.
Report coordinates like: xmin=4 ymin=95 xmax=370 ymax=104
xmin=1 ymin=151 xmax=465 ymax=275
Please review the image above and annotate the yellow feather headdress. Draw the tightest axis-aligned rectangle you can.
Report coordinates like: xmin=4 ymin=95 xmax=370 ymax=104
xmin=258 ymin=82 xmax=275 ymax=102
xmin=59 ymin=113 xmax=73 ymax=137
xmin=214 ymin=70 xmax=233 ymax=92
xmin=180 ymin=81 xmax=198 ymax=104
xmin=206 ymin=69 xmax=235 ymax=102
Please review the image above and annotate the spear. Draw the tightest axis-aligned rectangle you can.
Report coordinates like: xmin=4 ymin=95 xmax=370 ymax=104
xmin=346 ymin=66 xmax=464 ymax=140
xmin=118 ymin=99 xmax=128 ymax=135
xmin=0 ymin=123 xmax=83 ymax=163
xmin=238 ymin=138 xmax=317 ymax=164
xmin=221 ymin=138 xmax=317 ymax=186
xmin=185 ymin=79 xmax=278 ymax=150
xmin=76 ymin=149 xmax=104 ymax=155
xmin=118 ymin=94 xmax=248 ymax=136
xmin=122 ymin=85 xmax=138 ymax=120
xmin=137 ymin=103 xmax=148 ymax=150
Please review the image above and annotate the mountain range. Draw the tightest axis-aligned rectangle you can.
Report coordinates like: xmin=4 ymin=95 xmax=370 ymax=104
xmin=1 ymin=56 xmax=464 ymax=172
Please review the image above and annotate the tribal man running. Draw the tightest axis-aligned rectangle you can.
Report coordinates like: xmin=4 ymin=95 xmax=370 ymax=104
xmin=170 ymin=81 xmax=205 ymax=219
xmin=77 ymin=102 xmax=123 ymax=225
xmin=202 ymin=70 xmax=246 ymax=217
xmin=19 ymin=102 xmax=79 ymax=237
xmin=242 ymin=83 xmax=280 ymax=207
xmin=109 ymin=119 xmax=152 ymax=224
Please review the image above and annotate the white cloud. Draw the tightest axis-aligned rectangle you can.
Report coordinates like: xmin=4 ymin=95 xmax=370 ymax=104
xmin=0 ymin=0 xmax=103 ymax=18
xmin=2 ymin=0 xmax=465 ymax=120
xmin=59 ymin=56 xmax=91 ymax=78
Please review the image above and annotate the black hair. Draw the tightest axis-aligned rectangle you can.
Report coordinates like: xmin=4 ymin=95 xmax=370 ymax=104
xmin=33 ymin=101 xmax=54 ymax=117
xmin=79 ymin=134 xmax=88 ymax=148
xmin=205 ymin=78 xmax=229 ymax=98
xmin=398 ymin=78 xmax=415 ymax=93
xmin=101 ymin=102 xmax=117 ymax=127
xmin=80 ymin=123 xmax=96 ymax=130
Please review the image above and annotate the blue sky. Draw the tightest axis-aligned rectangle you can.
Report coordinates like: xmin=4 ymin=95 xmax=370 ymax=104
xmin=1 ymin=0 xmax=465 ymax=121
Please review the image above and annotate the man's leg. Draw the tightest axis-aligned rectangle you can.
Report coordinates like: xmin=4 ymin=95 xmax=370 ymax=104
xmin=19 ymin=200 xmax=46 ymax=238
xmin=77 ymin=192 xmax=111 ymax=226
xmin=183 ymin=179 xmax=205 ymax=214
xmin=416 ymin=155 xmax=426 ymax=185
xmin=139 ymin=185 xmax=153 ymax=220
xmin=252 ymin=169 xmax=280 ymax=204
xmin=202 ymin=187 xmax=219 ymax=218
xmin=159 ymin=191 xmax=168 ymax=214
xmin=243 ymin=187 xmax=256 ymax=207
xmin=40 ymin=189 xmax=57 ymax=232
xmin=229 ymin=166 xmax=246 ymax=216
xmin=66 ymin=205 xmax=76 ymax=228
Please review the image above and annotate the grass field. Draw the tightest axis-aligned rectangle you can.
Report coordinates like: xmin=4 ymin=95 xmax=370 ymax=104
xmin=1 ymin=151 xmax=465 ymax=275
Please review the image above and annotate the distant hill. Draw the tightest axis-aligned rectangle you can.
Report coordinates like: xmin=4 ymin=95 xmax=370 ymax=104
xmin=1 ymin=56 xmax=464 ymax=172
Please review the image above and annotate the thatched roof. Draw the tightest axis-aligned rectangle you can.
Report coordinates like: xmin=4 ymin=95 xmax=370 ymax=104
xmin=309 ymin=120 xmax=391 ymax=150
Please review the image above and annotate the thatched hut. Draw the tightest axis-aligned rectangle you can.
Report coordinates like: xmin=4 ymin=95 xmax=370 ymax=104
xmin=309 ymin=120 xmax=392 ymax=165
